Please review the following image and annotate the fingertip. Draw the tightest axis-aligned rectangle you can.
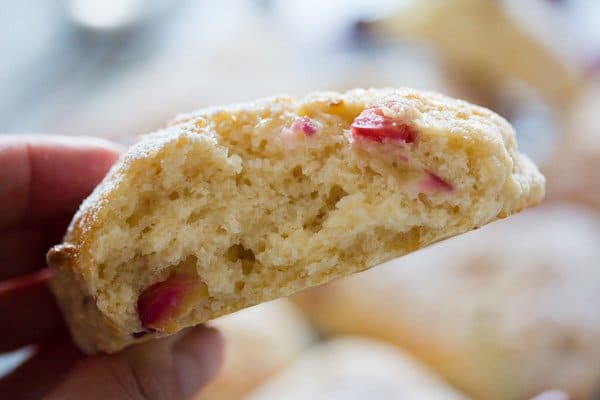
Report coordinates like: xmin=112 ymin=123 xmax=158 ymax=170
xmin=0 ymin=135 xmax=126 ymax=228
xmin=61 ymin=136 xmax=126 ymax=155
xmin=26 ymin=137 xmax=123 ymax=222
xmin=172 ymin=326 xmax=224 ymax=397
xmin=42 ymin=326 xmax=225 ymax=399
xmin=0 ymin=134 xmax=126 ymax=154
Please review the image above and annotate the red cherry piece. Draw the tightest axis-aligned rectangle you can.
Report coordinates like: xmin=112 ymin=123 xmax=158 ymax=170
xmin=292 ymin=116 xmax=318 ymax=136
xmin=351 ymin=108 xmax=416 ymax=143
xmin=137 ymin=271 xmax=207 ymax=332
xmin=422 ymin=171 xmax=454 ymax=192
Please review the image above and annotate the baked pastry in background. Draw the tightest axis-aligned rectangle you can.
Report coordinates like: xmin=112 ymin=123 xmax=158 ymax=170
xmin=359 ymin=0 xmax=577 ymax=105
xmin=47 ymin=88 xmax=544 ymax=353
xmin=544 ymin=79 xmax=600 ymax=211
xmin=194 ymin=300 xmax=313 ymax=400
xmin=293 ymin=204 xmax=600 ymax=400
xmin=246 ymin=337 xmax=468 ymax=400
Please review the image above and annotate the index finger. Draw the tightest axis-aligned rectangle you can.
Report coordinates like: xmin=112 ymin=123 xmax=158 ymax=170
xmin=0 ymin=135 xmax=123 ymax=229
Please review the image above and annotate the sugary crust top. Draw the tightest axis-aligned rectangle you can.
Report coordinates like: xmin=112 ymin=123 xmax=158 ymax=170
xmin=48 ymin=87 xmax=543 ymax=279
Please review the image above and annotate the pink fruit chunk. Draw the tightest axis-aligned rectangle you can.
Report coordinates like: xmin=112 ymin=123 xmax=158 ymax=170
xmin=137 ymin=271 xmax=208 ymax=333
xmin=422 ymin=171 xmax=454 ymax=192
xmin=351 ymin=107 xmax=416 ymax=143
xmin=292 ymin=116 xmax=318 ymax=136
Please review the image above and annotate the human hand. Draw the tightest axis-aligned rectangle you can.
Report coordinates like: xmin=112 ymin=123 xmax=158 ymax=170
xmin=0 ymin=135 xmax=223 ymax=399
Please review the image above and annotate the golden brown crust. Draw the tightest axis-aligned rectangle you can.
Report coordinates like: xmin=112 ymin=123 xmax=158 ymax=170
xmin=46 ymin=243 xmax=78 ymax=272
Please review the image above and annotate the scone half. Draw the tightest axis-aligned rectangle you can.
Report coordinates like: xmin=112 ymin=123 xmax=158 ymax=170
xmin=47 ymin=88 xmax=544 ymax=353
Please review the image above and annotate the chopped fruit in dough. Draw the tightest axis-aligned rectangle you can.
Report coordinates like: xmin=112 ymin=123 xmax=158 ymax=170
xmin=351 ymin=107 xmax=417 ymax=143
xmin=137 ymin=269 xmax=208 ymax=333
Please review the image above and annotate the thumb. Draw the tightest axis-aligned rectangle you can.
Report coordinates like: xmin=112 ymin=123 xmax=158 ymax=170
xmin=45 ymin=326 xmax=223 ymax=400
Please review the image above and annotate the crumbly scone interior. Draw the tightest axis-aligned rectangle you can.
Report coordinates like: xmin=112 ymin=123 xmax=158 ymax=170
xmin=74 ymin=90 xmax=543 ymax=337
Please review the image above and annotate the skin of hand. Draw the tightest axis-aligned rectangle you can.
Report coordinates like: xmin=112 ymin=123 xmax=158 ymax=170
xmin=0 ymin=135 xmax=224 ymax=400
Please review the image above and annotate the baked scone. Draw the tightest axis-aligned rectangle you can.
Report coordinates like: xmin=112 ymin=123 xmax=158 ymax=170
xmin=293 ymin=204 xmax=600 ymax=400
xmin=360 ymin=0 xmax=577 ymax=105
xmin=194 ymin=300 xmax=313 ymax=400
xmin=544 ymin=79 xmax=600 ymax=211
xmin=47 ymin=88 xmax=544 ymax=353
xmin=246 ymin=337 xmax=468 ymax=400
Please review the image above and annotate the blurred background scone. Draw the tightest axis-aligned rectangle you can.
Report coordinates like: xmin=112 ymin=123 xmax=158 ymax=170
xmin=246 ymin=337 xmax=469 ymax=400
xmin=2 ymin=0 xmax=600 ymax=397
xmin=543 ymin=77 xmax=600 ymax=211
xmin=354 ymin=0 xmax=579 ymax=107
xmin=293 ymin=205 xmax=600 ymax=400
xmin=195 ymin=300 xmax=314 ymax=400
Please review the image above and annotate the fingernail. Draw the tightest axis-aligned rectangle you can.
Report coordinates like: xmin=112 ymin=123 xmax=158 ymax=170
xmin=172 ymin=326 xmax=224 ymax=397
